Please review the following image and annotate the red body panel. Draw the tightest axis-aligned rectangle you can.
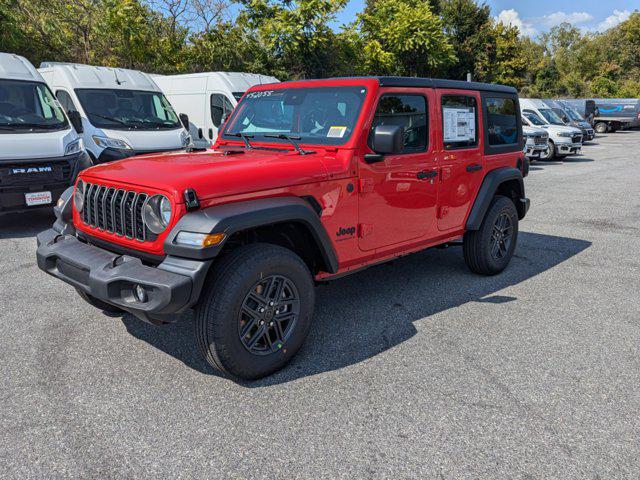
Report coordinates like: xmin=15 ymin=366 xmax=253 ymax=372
xmin=72 ymin=78 xmax=521 ymax=277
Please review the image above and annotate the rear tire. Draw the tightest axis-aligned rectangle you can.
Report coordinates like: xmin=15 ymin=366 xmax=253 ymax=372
xmin=76 ymin=289 xmax=124 ymax=314
xmin=194 ymin=243 xmax=315 ymax=380
xmin=463 ymin=195 xmax=519 ymax=275
xmin=594 ymin=122 xmax=608 ymax=134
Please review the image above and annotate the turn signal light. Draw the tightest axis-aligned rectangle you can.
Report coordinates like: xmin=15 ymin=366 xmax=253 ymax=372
xmin=175 ymin=231 xmax=226 ymax=248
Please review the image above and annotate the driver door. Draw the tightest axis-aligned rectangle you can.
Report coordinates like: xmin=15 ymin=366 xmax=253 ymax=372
xmin=358 ymin=88 xmax=438 ymax=252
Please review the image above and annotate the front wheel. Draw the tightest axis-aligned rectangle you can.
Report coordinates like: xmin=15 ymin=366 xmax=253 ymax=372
xmin=195 ymin=244 xmax=315 ymax=380
xmin=463 ymin=195 xmax=519 ymax=275
xmin=539 ymin=141 xmax=554 ymax=160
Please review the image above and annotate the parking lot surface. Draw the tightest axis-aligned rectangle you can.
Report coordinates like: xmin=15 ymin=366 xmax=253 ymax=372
xmin=1 ymin=131 xmax=640 ymax=479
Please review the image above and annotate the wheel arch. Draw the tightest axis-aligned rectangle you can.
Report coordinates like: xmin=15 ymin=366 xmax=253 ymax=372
xmin=164 ymin=196 xmax=339 ymax=275
xmin=466 ymin=167 xmax=528 ymax=231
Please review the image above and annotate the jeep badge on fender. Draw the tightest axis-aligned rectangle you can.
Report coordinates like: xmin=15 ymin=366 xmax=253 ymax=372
xmin=36 ymin=76 xmax=529 ymax=380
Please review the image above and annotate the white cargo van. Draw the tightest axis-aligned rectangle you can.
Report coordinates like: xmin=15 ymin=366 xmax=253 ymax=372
xmin=39 ymin=63 xmax=190 ymax=163
xmin=0 ymin=53 xmax=91 ymax=215
xmin=520 ymin=98 xmax=583 ymax=159
xmin=154 ymin=72 xmax=279 ymax=147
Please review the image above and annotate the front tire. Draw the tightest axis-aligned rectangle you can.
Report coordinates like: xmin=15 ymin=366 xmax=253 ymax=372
xmin=463 ymin=195 xmax=519 ymax=275
xmin=195 ymin=244 xmax=315 ymax=380
xmin=540 ymin=141 xmax=555 ymax=160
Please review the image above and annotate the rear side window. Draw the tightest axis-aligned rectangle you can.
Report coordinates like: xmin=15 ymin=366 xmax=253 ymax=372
xmin=441 ymin=95 xmax=478 ymax=150
xmin=211 ymin=94 xmax=234 ymax=128
xmin=371 ymin=94 xmax=427 ymax=153
xmin=485 ymin=97 xmax=518 ymax=146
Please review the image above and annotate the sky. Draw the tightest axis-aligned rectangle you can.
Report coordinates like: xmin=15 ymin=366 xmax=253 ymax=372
xmin=332 ymin=0 xmax=640 ymax=35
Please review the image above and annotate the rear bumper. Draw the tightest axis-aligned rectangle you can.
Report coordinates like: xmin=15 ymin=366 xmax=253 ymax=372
xmin=36 ymin=228 xmax=211 ymax=323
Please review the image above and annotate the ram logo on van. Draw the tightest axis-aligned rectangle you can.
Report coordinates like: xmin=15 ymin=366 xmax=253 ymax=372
xmin=11 ymin=166 xmax=53 ymax=174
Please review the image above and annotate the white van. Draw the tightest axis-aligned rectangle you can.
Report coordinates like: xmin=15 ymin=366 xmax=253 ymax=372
xmin=0 ymin=53 xmax=91 ymax=215
xmin=154 ymin=72 xmax=279 ymax=147
xmin=520 ymin=98 xmax=583 ymax=159
xmin=39 ymin=63 xmax=190 ymax=163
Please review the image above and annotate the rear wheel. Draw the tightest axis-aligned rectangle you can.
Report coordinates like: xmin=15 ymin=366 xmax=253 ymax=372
xmin=594 ymin=122 xmax=608 ymax=134
xmin=463 ymin=195 xmax=518 ymax=275
xmin=194 ymin=243 xmax=315 ymax=380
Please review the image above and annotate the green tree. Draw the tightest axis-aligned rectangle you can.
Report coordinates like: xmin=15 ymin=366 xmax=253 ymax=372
xmin=357 ymin=0 xmax=455 ymax=76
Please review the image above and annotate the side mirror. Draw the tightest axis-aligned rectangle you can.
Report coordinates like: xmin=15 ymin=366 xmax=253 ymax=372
xmin=179 ymin=113 xmax=189 ymax=131
xmin=366 ymin=125 xmax=403 ymax=163
xmin=67 ymin=110 xmax=83 ymax=134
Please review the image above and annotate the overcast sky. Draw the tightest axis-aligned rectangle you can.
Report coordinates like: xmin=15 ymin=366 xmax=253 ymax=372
xmin=333 ymin=0 xmax=640 ymax=36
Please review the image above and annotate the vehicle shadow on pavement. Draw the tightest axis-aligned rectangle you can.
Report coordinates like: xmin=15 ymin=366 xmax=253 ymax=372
xmin=122 ymin=231 xmax=591 ymax=386
xmin=0 ymin=210 xmax=54 ymax=239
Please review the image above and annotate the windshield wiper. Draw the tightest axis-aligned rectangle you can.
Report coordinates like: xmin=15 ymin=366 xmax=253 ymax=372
xmin=227 ymin=132 xmax=254 ymax=149
xmin=3 ymin=122 xmax=61 ymax=130
xmin=263 ymin=134 xmax=314 ymax=155
xmin=89 ymin=113 xmax=135 ymax=128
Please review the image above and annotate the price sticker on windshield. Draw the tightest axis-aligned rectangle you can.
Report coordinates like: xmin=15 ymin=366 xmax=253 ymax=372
xmin=245 ymin=90 xmax=275 ymax=99
xmin=327 ymin=126 xmax=347 ymax=138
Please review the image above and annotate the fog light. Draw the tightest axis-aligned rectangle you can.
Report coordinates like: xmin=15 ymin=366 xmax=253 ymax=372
xmin=134 ymin=284 xmax=148 ymax=303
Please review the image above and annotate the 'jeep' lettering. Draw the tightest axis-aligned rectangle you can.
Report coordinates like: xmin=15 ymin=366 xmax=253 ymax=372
xmin=336 ymin=226 xmax=356 ymax=237
xmin=11 ymin=166 xmax=53 ymax=174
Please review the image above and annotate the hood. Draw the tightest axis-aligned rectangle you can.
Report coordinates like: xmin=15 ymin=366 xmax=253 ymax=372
xmin=542 ymin=124 xmax=582 ymax=135
xmin=100 ymin=127 xmax=186 ymax=151
xmin=0 ymin=128 xmax=78 ymax=160
xmin=523 ymin=126 xmax=547 ymax=135
xmin=81 ymin=147 xmax=331 ymax=202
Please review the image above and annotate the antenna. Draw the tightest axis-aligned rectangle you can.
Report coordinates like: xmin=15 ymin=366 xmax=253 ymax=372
xmin=114 ymin=69 xmax=125 ymax=86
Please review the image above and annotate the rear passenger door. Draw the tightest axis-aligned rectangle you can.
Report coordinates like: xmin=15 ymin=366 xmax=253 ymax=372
xmin=436 ymin=90 xmax=484 ymax=232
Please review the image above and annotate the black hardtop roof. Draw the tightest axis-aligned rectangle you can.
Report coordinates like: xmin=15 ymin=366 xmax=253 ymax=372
xmin=375 ymin=76 xmax=518 ymax=94
xmin=313 ymin=76 xmax=518 ymax=94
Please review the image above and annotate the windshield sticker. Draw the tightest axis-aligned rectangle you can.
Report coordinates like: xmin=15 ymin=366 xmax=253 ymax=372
xmin=443 ymin=107 xmax=475 ymax=142
xmin=245 ymin=90 xmax=275 ymax=99
xmin=327 ymin=126 xmax=347 ymax=138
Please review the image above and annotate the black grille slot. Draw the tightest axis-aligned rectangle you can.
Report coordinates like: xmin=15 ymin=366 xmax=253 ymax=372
xmin=572 ymin=135 xmax=582 ymax=144
xmin=79 ymin=182 xmax=152 ymax=242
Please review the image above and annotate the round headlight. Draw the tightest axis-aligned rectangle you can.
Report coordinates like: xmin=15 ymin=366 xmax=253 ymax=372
xmin=74 ymin=180 xmax=85 ymax=213
xmin=142 ymin=195 xmax=171 ymax=234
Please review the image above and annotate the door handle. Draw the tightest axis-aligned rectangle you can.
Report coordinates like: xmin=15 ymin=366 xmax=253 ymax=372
xmin=417 ymin=170 xmax=438 ymax=180
xmin=466 ymin=164 xmax=483 ymax=172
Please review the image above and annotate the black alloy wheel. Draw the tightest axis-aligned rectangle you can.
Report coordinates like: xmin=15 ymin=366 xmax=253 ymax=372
xmin=238 ymin=275 xmax=300 ymax=355
xmin=490 ymin=212 xmax=513 ymax=261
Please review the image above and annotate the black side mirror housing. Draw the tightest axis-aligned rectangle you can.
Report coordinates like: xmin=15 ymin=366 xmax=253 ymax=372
xmin=365 ymin=125 xmax=404 ymax=163
xmin=179 ymin=113 xmax=189 ymax=131
xmin=67 ymin=110 xmax=83 ymax=134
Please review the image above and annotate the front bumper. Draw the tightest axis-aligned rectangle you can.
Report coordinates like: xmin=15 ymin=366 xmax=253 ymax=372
xmin=36 ymin=228 xmax=211 ymax=323
xmin=0 ymin=151 xmax=92 ymax=215
xmin=556 ymin=142 xmax=582 ymax=155
xmin=525 ymin=145 xmax=549 ymax=158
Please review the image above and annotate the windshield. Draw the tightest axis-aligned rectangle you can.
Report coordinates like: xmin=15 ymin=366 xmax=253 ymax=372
xmin=539 ymin=108 xmax=565 ymax=126
xmin=523 ymin=112 xmax=546 ymax=126
xmin=565 ymin=106 xmax=584 ymax=122
xmin=75 ymin=89 xmax=180 ymax=130
xmin=223 ymin=86 xmax=368 ymax=146
xmin=0 ymin=79 xmax=68 ymax=132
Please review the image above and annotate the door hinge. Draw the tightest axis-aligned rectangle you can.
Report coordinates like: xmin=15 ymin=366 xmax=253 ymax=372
xmin=358 ymin=223 xmax=374 ymax=238
xmin=358 ymin=178 xmax=375 ymax=193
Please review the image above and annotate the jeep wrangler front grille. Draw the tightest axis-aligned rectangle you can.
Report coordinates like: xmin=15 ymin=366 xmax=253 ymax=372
xmin=81 ymin=182 xmax=149 ymax=241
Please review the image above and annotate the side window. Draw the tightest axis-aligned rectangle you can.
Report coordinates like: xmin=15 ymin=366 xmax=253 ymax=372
xmin=56 ymin=90 xmax=77 ymax=113
xmin=211 ymin=94 xmax=234 ymax=128
xmin=370 ymin=94 xmax=427 ymax=153
xmin=485 ymin=97 xmax=518 ymax=146
xmin=441 ymin=95 xmax=478 ymax=150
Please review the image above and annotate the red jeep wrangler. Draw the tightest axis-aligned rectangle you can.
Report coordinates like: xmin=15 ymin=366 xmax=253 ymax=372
xmin=37 ymin=77 xmax=529 ymax=379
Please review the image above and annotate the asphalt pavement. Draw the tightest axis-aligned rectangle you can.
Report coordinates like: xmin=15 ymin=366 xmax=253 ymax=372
xmin=1 ymin=131 xmax=639 ymax=479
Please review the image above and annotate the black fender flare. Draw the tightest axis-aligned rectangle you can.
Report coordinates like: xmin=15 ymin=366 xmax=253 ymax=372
xmin=164 ymin=196 xmax=339 ymax=273
xmin=465 ymin=167 xmax=528 ymax=231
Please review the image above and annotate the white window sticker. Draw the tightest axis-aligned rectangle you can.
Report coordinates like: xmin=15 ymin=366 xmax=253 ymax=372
xmin=443 ymin=107 xmax=476 ymax=143
xmin=327 ymin=126 xmax=347 ymax=138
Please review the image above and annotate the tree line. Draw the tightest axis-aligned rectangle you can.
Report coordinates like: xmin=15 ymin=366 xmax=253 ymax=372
xmin=1 ymin=0 xmax=639 ymax=97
